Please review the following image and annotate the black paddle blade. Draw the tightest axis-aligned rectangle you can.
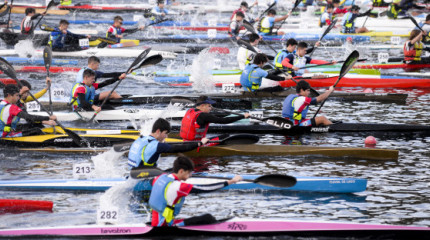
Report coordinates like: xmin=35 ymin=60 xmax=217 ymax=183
xmin=63 ymin=128 xmax=85 ymax=147
xmin=220 ymin=134 xmax=259 ymax=145
xmin=261 ymin=116 xmax=293 ymax=130
xmin=43 ymin=46 xmax=52 ymax=73
xmin=338 ymin=50 xmax=359 ymax=82
xmin=0 ymin=5 xmax=10 ymax=18
xmin=237 ymin=39 xmax=257 ymax=53
xmin=130 ymin=168 xmax=164 ymax=179
xmin=242 ymin=20 xmax=257 ymax=34
xmin=0 ymin=57 xmax=18 ymax=80
xmin=113 ymin=142 xmax=132 ymax=152
xmin=254 ymin=174 xmax=297 ymax=188
xmin=126 ymin=48 xmax=151 ymax=73
xmin=137 ymin=54 xmax=163 ymax=69
xmin=409 ymin=16 xmax=423 ymax=31
xmin=89 ymin=36 xmax=117 ymax=45
xmin=46 ymin=0 xmax=57 ymax=9
xmin=292 ymin=0 xmax=301 ymax=10
xmin=323 ymin=19 xmax=337 ymax=39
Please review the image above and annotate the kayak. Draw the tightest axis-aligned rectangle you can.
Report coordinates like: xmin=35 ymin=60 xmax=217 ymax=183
xmin=0 ymin=199 xmax=53 ymax=214
xmin=1 ymin=217 xmax=428 ymax=238
xmin=11 ymin=66 xmax=79 ymax=73
xmin=0 ymin=173 xmax=367 ymax=193
xmin=30 ymin=108 xmax=187 ymax=122
xmin=0 ymin=48 xmax=177 ymax=59
xmin=4 ymin=57 xmax=78 ymax=66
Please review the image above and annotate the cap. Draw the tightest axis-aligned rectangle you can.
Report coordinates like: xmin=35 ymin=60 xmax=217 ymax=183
xmin=351 ymin=5 xmax=360 ymax=11
xmin=240 ymin=1 xmax=249 ymax=8
xmin=196 ymin=97 xmax=216 ymax=106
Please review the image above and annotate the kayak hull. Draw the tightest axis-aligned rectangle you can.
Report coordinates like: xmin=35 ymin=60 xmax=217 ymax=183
xmin=0 ymin=199 xmax=53 ymax=214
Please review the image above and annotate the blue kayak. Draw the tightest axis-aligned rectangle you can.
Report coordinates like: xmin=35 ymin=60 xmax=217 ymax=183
xmin=0 ymin=173 xmax=367 ymax=193
xmin=4 ymin=57 xmax=78 ymax=66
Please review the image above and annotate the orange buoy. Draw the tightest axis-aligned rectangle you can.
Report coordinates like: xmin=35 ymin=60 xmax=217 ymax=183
xmin=364 ymin=136 xmax=377 ymax=147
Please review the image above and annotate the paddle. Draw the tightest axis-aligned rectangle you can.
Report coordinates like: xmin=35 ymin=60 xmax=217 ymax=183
xmin=113 ymin=134 xmax=260 ymax=152
xmin=274 ymin=0 xmax=301 ymax=35
xmin=42 ymin=46 xmax=53 ymax=116
xmin=312 ymin=50 xmax=359 ymax=118
xmin=255 ymin=1 xmax=277 ymax=22
xmin=39 ymin=24 xmax=117 ymax=45
xmin=6 ymin=0 xmax=12 ymax=30
xmin=32 ymin=0 xmax=56 ymax=33
xmin=130 ymin=168 xmax=297 ymax=188
xmin=309 ymin=19 xmax=338 ymax=57
xmin=299 ymin=58 xmax=366 ymax=69
xmin=409 ymin=15 xmax=425 ymax=32
xmin=88 ymin=49 xmax=154 ymax=122
xmin=237 ymin=39 xmax=321 ymax=97
xmin=121 ymin=18 xmax=172 ymax=39
xmin=0 ymin=4 xmax=10 ymax=18
xmin=242 ymin=19 xmax=278 ymax=53
xmin=214 ymin=107 xmax=293 ymax=130
xmin=0 ymin=57 xmax=87 ymax=147
xmin=361 ymin=7 xmax=373 ymax=28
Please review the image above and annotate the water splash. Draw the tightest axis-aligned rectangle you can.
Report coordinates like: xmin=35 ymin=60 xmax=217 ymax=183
xmin=91 ymin=148 xmax=126 ymax=178
xmin=14 ymin=40 xmax=35 ymax=58
xmin=189 ymin=48 xmax=216 ymax=93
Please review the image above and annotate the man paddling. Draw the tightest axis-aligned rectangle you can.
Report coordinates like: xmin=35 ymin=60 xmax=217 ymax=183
xmin=70 ymin=69 xmax=125 ymax=112
xmin=128 ymin=118 xmax=209 ymax=168
xmin=282 ymin=80 xmax=333 ymax=126
xmin=273 ymin=38 xmax=318 ymax=68
xmin=231 ymin=1 xmax=258 ymax=23
xmin=404 ymin=29 xmax=430 ymax=64
xmin=0 ymin=84 xmax=57 ymax=138
xmin=49 ymin=20 xmax=91 ymax=51
xmin=258 ymin=9 xmax=290 ymax=36
xmin=237 ymin=33 xmax=262 ymax=70
xmin=180 ymin=96 xmax=249 ymax=141
xmin=20 ymin=8 xmax=46 ymax=35
xmin=229 ymin=11 xmax=245 ymax=40
xmin=76 ymin=56 xmax=123 ymax=102
xmin=281 ymin=42 xmax=333 ymax=77
xmin=149 ymin=156 xmax=242 ymax=226
xmin=150 ymin=0 xmax=169 ymax=24
xmin=17 ymin=78 xmax=51 ymax=112
xmin=106 ymin=16 xmax=145 ymax=43
xmin=341 ymin=5 xmax=370 ymax=34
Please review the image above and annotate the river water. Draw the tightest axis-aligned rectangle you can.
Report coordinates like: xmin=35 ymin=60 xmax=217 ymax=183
xmin=0 ymin=1 xmax=430 ymax=239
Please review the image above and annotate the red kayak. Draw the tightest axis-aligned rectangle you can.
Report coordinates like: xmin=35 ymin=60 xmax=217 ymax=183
xmin=12 ymin=66 xmax=80 ymax=73
xmin=353 ymin=63 xmax=430 ymax=69
xmin=12 ymin=4 xmax=150 ymax=12
xmin=154 ymin=26 xmax=230 ymax=32
xmin=0 ymin=199 xmax=53 ymax=214
xmin=0 ymin=79 xmax=20 ymax=85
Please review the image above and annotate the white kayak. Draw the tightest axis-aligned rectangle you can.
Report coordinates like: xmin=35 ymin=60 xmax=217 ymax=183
xmin=31 ymin=108 xmax=187 ymax=121
xmin=0 ymin=48 xmax=177 ymax=59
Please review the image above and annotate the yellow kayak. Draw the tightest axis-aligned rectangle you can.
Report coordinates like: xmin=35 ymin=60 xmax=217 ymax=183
xmin=89 ymin=39 xmax=139 ymax=47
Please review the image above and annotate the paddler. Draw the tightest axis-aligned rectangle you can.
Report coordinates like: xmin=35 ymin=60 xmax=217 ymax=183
xmin=229 ymin=11 xmax=245 ymax=40
xmin=128 ymin=118 xmax=209 ymax=168
xmin=415 ymin=14 xmax=430 ymax=43
xmin=387 ymin=0 xmax=402 ymax=19
xmin=258 ymin=9 xmax=290 ymax=36
xmin=149 ymin=156 xmax=242 ymax=226
xmin=273 ymin=38 xmax=319 ymax=68
xmin=282 ymin=80 xmax=333 ymax=126
xmin=180 ymin=96 xmax=249 ymax=141
xmin=231 ymin=1 xmax=259 ymax=23
xmin=372 ymin=0 xmax=389 ymax=7
xmin=320 ymin=4 xmax=334 ymax=27
xmin=398 ymin=0 xmax=427 ymax=18
xmin=106 ymin=16 xmax=145 ymax=43
xmin=70 ymin=69 xmax=126 ymax=112
xmin=0 ymin=84 xmax=57 ymax=138
xmin=240 ymin=53 xmax=289 ymax=92
xmin=20 ymin=8 xmax=46 ymax=35
xmin=332 ymin=0 xmax=350 ymax=17
xmin=280 ymin=42 xmax=334 ymax=77
xmin=49 ymin=20 xmax=92 ymax=51
xmin=17 ymin=78 xmax=52 ymax=112
xmin=237 ymin=33 xmax=262 ymax=70
xmin=150 ymin=0 xmax=169 ymax=24
xmin=404 ymin=29 xmax=430 ymax=64
xmin=341 ymin=5 xmax=370 ymax=34
xmin=75 ymin=56 xmax=123 ymax=101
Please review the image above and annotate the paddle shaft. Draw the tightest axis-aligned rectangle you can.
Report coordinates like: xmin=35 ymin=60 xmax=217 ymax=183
xmin=309 ymin=19 xmax=338 ymax=57
xmin=274 ymin=0 xmax=300 ymax=34
xmin=361 ymin=7 xmax=373 ymax=28
xmin=299 ymin=58 xmax=366 ymax=69
xmin=32 ymin=0 xmax=55 ymax=34
xmin=6 ymin=0 xmax=12 ymax=30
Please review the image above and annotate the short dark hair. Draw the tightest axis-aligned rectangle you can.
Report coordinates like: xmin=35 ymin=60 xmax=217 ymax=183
xmin=114 ymin=16 xmax=123 ymax=22
xmin=25 ymin=8 xmax=36 ymax=15
xmin=4 ymin=84 xmax=19 ymax=97
xmin=268 ymin=9 xmax=276 ymax=15
xmin=297 ymin=41 xmax=308 ymax=49
xmin=286 ymin=38 xmax=298 ymax=47
xmin=88 ymin=56 xmax=100 ymax=64
xmin=83 ymin=69 xmax=96 ymax=78
xmin=296 ymin=80 xmax=311 ymax=93
xmin=426 ymin=14 xmax=430 ymax=22
xmin=151 ymin=118 xmax=171 ymax=133
xmin=173 ymin=156 xmax=194 ymax=173
xmin=327 ymin=3 xmax=334 ymax=9
xmin=157 ymin=0 xmax=164 ymax=5
xmin=236 ymin=11 xmax=245 ymax=18
xmin=333 ymin=0 xmax=340 ymax=3
xmin=19 ymin=80 xmax=32 ymax=90
xmin=253 ymin=53 xmax=268 ymax=65
xmin=59 ymin=19 xmax=69 ymax=26
xmin=240 ymin=1 xmax=249 ymax=8
xmin=249 ymin=33 xmax=260 ymax=42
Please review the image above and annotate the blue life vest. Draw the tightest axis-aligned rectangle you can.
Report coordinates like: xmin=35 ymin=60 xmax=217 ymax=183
xmin=128 ymin=135 xmax=159 ymax=167
xmin=273 ymin=50 xmax=289 ymax=68
xmin=149 ymin=174 xmax=186 ymax=226
xmin=282 ymin=94 xmax=310 ymax=123
xmin=240 ymin=64 xmax=267 ymax=92
xmin=69 ymin=83 xmax=95 ymax=109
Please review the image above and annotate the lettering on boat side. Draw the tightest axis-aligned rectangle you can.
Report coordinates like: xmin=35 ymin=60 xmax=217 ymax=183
xmin=266 ymin=119 xmax=291 ymax=129
xmin=86 ymin=51 xmax=97 ymax=55
xmin=124 ymin=109 xmax=140 ymax=113
xmin=310 ymin=127 xmax=329 ymax=132
xmin=54 ymin=138 xmax=74 ymax=142
xmin=329 ymin=180 xmax=356 ymax=184
xmin=100 ymin=228 xmax=131 ymax=234
xmin=227 ymin=222 xmax=247 ymax=230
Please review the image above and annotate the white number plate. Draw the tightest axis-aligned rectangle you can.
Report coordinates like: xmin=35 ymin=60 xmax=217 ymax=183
xmin=97 ymin=207 xmax=119 ymax=224
xmin=26 ymin=101 xmax=40 ymax=112
xmin=72 ymin=163 xmax=93 ymax=179
xmin=79 ymin=38 xmax=89 ymax=47
xmin=249 ymin=111 xmax=263 ymax=123
xmin=222 ymin=83 xmax=236 ymax=93
xmin=52 ymin=87 xmax=67 ymax=99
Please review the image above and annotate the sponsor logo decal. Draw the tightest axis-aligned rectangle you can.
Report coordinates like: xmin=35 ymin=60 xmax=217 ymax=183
xmin=54 ymin=138 xmax=74 ymax=142
xmin=310 ymin=127 xmax=329 ymax=132
xmin=100 ymin=228 xmax=131 ymax=234
xmin=227 ymin=222 xmax=247 ymax=230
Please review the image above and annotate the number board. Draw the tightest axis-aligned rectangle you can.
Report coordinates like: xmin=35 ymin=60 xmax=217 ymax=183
xmin=72 ymin=163 xmax=93 ymax=179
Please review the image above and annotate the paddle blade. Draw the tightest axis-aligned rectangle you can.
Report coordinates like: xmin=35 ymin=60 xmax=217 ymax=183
xmin=409 ymin=16 xmax=423 ymax=31
xmin=46 ymin=0 xmax=57 ymax=9
xmin=0 ymin=5 xmax=10 ymax=18
xmin=338 ymin=50 xmax=359 ymax=82
xmin=292 ymin=0 xmax=301 ymax=10
xmin=254 ymin=174 xmax=297 ymax=188
xmin=237 ymin=39 xmax=257 ymax=53
xmin=90 ymin=37 xmax=117 ymax=45
xmin=138 ymin=54 xmax=163 ymax=68
xmin=220 ymin=134 xmax=259 ymax=145
xmin=40 ymin=24 xmax=54 ymax=31
xmin=113 ymin=142 xmax=132 ymax=152
xmin=0 ymin=57 xmax=18 ymax=80
xmin=242 ymin=20 xmax=257 ymax=34
xmin=63 ymin=128 xmax=85 ymax=147
xmin=130 ymin=168 xmax=164 ymax=179
xmin=126 ymin=48 xmax=151 ymax=73
xmin=43 ymin=46 xmax=52 ymax=73
xmin=322 ymin=19 xmax=337 ymax=40
xmin=260 ymin=116 xmax=293 ymax=130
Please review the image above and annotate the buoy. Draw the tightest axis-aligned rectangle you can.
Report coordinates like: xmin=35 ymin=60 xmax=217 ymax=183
xmin=364 ymin=136 xmax=377 ymax=147
xmin=363 ymin=88 xmax=373 ymax=93
xmin=346 ymin=37 xmax=353 ymax=43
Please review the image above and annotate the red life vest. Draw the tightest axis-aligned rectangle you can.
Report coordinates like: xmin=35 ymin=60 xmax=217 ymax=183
xmin=404 ymin=41 xmax=423 ymax=62
xmin=180 ymin=108 xmax=209 ymax=141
